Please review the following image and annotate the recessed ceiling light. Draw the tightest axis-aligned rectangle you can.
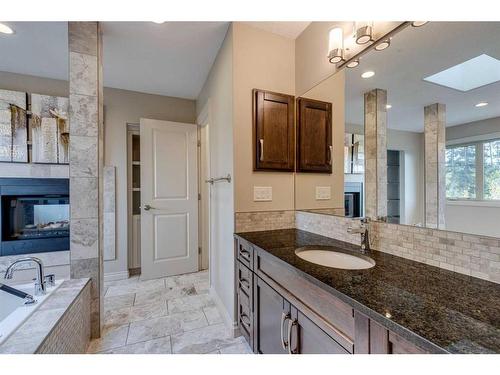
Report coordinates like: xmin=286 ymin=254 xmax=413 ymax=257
xmin=411 ymin=21 xmax=428 ymax=27
xmin=423 ymin=54 xmax=500 ymax=92
xmin=386 ymin=104 xmax=392 ymax=109
xmin=361 ymin=71 xmax=375 ymax=79
xmin=0 ymin=23 xmax=14 ymax=34
xmin=475 ymin=102 xmax=488 ymax=107
xmin=375 ymin=39 xmax=391 ymax=51
xmin=152 ymin=21 xmax=165 ymax=24
xmin=346 ymin=60 xmax=359 ymax=68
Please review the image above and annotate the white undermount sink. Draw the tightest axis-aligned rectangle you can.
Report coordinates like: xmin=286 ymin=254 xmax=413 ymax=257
xmin=295 ymin=246 xmax=376 ymax=270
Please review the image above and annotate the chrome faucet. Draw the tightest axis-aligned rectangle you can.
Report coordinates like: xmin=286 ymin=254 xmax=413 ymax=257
xmin=4 ymin=257 xmax=46 ymax=295
xmin=347 ymin=218 xmax=371 ymax=252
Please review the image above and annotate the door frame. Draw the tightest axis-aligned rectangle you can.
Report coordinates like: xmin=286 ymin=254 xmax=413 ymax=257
xmin=197 ymin=101 xmax=212 ymax=279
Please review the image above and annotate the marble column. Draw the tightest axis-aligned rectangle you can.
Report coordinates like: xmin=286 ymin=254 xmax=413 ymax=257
xmin=68 ymin=22 xmax=104 ymax=339
xmin=364 ymin=89 xmax=387 ymax=220
xmin=424 ymin=103 xmax=446 ymax=229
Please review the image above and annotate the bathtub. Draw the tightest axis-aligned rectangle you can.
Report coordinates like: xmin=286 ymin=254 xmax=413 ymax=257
xmin=0 ymin=280 xmax=63 ymax=345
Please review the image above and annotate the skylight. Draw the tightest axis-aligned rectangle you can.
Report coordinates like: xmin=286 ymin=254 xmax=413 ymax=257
xmin=423 ymin=54 xmax=500 ymax=92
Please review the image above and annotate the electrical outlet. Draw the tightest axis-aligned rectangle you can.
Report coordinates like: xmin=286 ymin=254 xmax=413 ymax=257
xmin=315 ymin=186 xmax=331 ymax=200
xmin=254 ymin=186 xmax=272 ymax=201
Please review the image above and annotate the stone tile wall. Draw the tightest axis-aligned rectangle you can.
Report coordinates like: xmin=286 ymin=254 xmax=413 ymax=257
xmin=295 ymin=211 xmax=361 ymax=245
xmin=37 ymin=281 xmax=91 ymax=353
xmin=424 ymin=103 xmax=446 ymax=229
xmin=364 ymin=89 xmax=387 ymax=219
xmin=234 ymin=210 xmax=295 ymax=233
xmin=68 ymin=21 xmax=104 ymax=339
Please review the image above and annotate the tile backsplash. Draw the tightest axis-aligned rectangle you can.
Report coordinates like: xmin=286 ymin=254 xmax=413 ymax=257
xmin=235 ymin=210 xmax=295 ymax=233
xmin=234 ymin=209 xmax=500 ymax=284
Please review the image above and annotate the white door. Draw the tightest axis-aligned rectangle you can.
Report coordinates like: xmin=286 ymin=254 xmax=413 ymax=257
xmin=140 ymin=118 xmax=199 ymax=279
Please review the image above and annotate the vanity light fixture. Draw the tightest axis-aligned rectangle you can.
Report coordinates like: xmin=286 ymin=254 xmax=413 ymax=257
xmin=475 ymin=102 xmax=488 ymax=107
xmin=328 ymin=27 xmax=345 ymax=64
xmin=375 ymin=38 xmax=391 ymax=51
xmin=355 ymin=21 xmax=373 ymax=45
xmin=346 ymin=59 xmax=360 ymax=68
xmin=386 ymin=104 xmax=392 ymax=109
xmin=411 ymin=21 xmax=428 ymax=27
xmin=0 ymin=23 xmax=14 ymax=34
xmin=361 ymin=71 xmax=375 ymax=79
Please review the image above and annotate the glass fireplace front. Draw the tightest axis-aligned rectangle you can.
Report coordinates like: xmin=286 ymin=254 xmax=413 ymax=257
xmin=4 ymin=196 xmax=69 ymax=241
xmin=0 ymin=178 xmax=70 ymax=256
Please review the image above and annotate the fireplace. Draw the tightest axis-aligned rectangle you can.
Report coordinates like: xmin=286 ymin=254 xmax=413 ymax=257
xmin=0 ymin=178 xmax=69 ymax=256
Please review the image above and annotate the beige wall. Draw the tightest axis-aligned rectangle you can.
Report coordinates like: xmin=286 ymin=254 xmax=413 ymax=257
xmin=196 ymin=26 xmax=235 ymax=324
xmin=295 ymin=70 xmax=345 ymax=210
xmin=0 ymin=71 xmax=196 ymax=278
xmin=232 ymin=23 xmax=296 ymax=213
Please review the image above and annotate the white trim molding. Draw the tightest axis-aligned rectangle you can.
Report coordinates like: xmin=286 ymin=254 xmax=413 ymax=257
xmin=209 ymin=286 xmax=240 ymax=338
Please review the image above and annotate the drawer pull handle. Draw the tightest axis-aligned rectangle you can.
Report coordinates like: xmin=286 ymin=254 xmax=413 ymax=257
xmin=240 ymin=313 xmax=251 ymax=328
xmin=287 ymin=318 xmax=298 ymax=354
xmin=328 ymin=145 xmax=333 ymax=165
xmin=259 ymin=139 xmax=264 ymax=161
xmin=280 ymin=312 xmax=290 ymax=350
xmin=239 ymin=248 xmax=251 ymax=261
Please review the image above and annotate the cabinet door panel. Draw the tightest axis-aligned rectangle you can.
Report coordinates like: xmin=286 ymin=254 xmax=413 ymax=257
xmin=290 ymin=308 xmax=349 ymax=354
xmin=253 ymin=89 xmax=295 ymax=171
xmin=296 ymin=97 xmax=332 ymax=173
xmin=254 ymin=277 xmax=290 ymax=354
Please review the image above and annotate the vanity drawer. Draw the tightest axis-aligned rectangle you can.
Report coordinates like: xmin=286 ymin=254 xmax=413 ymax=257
xmin=237 ymin=238 xmax=254 ymax=270
xmin=237 ymin=261 xmax=253 ymax=297
xmin=238 ymin=288 xmax=254 ymax=348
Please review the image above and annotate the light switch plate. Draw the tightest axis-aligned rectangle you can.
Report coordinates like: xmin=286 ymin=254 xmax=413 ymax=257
xmin=315 ymin=186 xmax=331 ymax=200
xmin=254 ymin=186 xmax=272 ymax=201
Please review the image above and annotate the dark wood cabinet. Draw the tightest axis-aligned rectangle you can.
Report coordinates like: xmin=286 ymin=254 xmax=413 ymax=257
xmin=253 ymin=89 xmax=295 ymax=171
xmin=254 ymin=277 xmax=290 ymax=354
xmin=234 ymin=236 xmax=428 ymax=355
xmin=296 ymin=97 xmax=332 ymax=173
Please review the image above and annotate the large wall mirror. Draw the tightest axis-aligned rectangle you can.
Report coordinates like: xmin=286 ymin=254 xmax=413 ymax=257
xmin=295 ymin=21 xmax=500 ymax=239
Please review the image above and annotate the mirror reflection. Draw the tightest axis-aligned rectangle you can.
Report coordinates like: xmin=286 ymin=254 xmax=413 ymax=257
xmin=344 ymin=21 xmax=500 ymax=237
xmin=295 ymin=22 xmax=500 ymax=238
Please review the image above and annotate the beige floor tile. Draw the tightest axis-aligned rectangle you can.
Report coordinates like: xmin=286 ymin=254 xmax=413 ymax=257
xmin=203 ymin=306 xmax=223 ymax=325
xmin=126 ymin=310 xmax=208 ymax=345
xmin=101 ymin=337 xmax=172 ymax=354
xmin=168 ymin=294 xmax=215 ymax=314
xmin=171 ymin=323 xmax=245 ymax=354
xmin=87 ymin=324 xmax=129 ymax=353
xmin=104 ymin=293 xmax=136 ymax=311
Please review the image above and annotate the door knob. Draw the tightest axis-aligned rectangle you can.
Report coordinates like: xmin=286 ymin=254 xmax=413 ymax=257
xmin=143 ymin=204 xmax=153 ymax=211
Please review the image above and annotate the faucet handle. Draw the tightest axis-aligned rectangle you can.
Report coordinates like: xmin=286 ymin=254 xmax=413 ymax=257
xmin=44 ymin=274 xmax=56 ymax=287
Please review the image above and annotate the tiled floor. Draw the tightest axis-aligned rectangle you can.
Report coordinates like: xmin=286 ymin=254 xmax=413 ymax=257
xmin=87 ymin=270 xmax=253 ymax=354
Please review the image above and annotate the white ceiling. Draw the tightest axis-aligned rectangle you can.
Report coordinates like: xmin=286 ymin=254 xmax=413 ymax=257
xmin=0 ymin=21 xmax=230 ymax=99
xmin=243 ymin=22 xmax=310 ymax=39
xmin=345 ymin=22 xmax=500 ymax=132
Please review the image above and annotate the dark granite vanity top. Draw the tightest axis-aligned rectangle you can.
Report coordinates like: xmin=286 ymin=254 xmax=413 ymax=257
xmin=236 ymin=229 xmax=500 ymax=354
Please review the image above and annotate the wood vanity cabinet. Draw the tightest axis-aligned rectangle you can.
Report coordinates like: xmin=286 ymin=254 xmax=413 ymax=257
xmin=296 ymin=97 xmax=332 ymax=173
xmin=253 ymin=89 xmax=295 ymax=171
xmin=234 ymin=236 xmax=428 ymax=355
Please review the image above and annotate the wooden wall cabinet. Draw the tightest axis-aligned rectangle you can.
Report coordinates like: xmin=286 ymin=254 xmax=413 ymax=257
xmin=253 ymin=89 xmax=295 ymax=171
xmin=296 ymin=97 xmax=332 ymax=173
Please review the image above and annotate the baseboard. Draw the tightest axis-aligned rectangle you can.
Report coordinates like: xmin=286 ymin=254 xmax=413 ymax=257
xmin=104 ymin=270 xmax=129 ymax=282
xmin=209 ymin=286 xmax=240 ymax=338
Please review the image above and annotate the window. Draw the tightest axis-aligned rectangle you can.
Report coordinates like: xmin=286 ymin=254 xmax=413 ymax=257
xmin=446 ymin=138 xmax=500 ymax=200
xmin=483 ymin=139 xmax=500 ymax=200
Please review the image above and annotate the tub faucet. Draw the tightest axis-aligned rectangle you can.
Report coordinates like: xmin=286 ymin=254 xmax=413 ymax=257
xmin=4 ymin=257 xmax=46 ymax=295
xmin=347 ymin=218 xmax=371 ymax=252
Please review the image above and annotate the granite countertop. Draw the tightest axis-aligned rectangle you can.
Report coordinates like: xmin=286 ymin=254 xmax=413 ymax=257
xmin=235 ymin=229 xmax=500 ymax=354
xmin=0 ymin=278 xmax=90 ymax=354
